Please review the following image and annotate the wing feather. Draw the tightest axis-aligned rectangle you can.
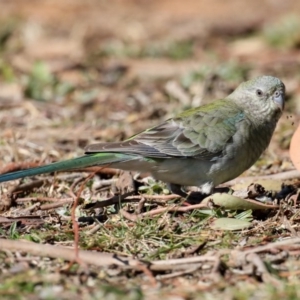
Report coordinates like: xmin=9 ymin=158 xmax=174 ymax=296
xmin=85 ymin=99 xmax=245 ymax=160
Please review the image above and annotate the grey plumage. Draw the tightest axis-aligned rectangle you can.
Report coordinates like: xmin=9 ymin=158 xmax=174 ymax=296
xmin=0 ymin=76 xmax=285 ymax=198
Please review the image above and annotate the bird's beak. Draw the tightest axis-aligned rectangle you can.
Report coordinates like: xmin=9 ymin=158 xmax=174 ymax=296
xmin=273 ymin=91 xmax=285 ymax=111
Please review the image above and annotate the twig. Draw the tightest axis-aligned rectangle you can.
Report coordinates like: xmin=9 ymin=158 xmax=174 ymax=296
xmin=16 ymin=197 xmax=73 ymax=203
xmin=70 ymin=174 xmax=94 ymax=264
xmin=0 ymin=179 xmax=46 ymax=211
xmin=182 ymin=244 xmax=206 ymax=256
xmin=137 ymin=198 xmax=147 ymax=214
xmin=226 ymin=170 xmax=300 ymax=186
xmin=119 ymin=209 xmax=138 ymax=221
xmin=150 ymin=255 xmax=218 ymax=271
xmin=156 ymin=265 xmax=201 ymax=280
xmin=0 ymin=238 xmax=221 ymax=273
xmin=86 ymin=191 xmax=136 ymax=209
xmin=40 ymin=199 xmax=74 ymax=210
xmin=139 ymin=202 xmax=207 ymax=218
xmin=245 ymin=252 xmax=282 ymax=285
xmin=126 ymin=194 xmax=180 ymax=200
xmin=85 ymin=224 xmax=102 ymax=235
xmin=86 ymin=192 xmax=177 ymax=210
xmin=10 ymin=180 xmax=45 ymax=194
xmin=279 ymin=269 xmax=300 ymax=277
xmin=22 ymin=202 xmax=41 ymax=213
xmin=118 ymin=202 xmax=208 ymax=221
xmin=243 ymin=237 xmax=300 ymax=254
xmin=136 ymin=263 xmax=157 ymax=286
xmin=0 ymin=238 xmax=142 ymax=269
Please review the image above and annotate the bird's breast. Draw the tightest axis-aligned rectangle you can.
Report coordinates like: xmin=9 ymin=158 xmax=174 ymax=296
xmin=208 ymin=121 xmax=275 ymax=185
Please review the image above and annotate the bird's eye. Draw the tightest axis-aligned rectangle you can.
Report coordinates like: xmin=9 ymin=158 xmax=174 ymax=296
xmin=256 ymin=89 xmax=263 ymax=97
xmin=274 ymin=91 xmax=280 ymax=97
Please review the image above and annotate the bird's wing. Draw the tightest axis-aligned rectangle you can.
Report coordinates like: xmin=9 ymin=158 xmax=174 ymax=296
xmin=85 ymin=100 xmax=245 ymax=160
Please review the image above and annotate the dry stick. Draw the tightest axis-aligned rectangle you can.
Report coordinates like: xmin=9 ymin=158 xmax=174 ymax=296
xmin=150 ymin=255 xmax=218 ymax=271
xmin=86 ymin=224 xmax=102 ymax=235
xmin=22 ymin=202 xmax=40 ymax=213
xmin=82 ymin=193 xmax=177 ymax=210
xmin=140 ymin=202 xmax=207 ymax=218
xmin=40 ymin=199 xmax=74 ymax=210
xmin=226 ymin=169 xmax=300 ymax=186
xmin=70 ymin=174 xmax=95 ymax=264
xmin=136 ymin=263 xmax=157 ymax=286
xmin=156 ymin=265 xmax=201 ymax=280
xmin=120 ymin=202 xmax=208 ymax=221
xmin=2 ymin=237 xmax=296 ymax=274
xmin=16 ymin=197 xmax=74 ymax=203
xmin=0 ymin=238 xmax=142 ymax=268
xmin=0 ymin=238 xmax=217 ymax=272
xmin=245 ymin=252 xmax=282 ymax=286
xmin=243 ymin=237 xmax=300 ymax=254
xmin=126 ymin=194 xmax=180 ymax=200
xmin=137 ymin=198 xmax=147 ymax=214
xmin=87 ymin=191 xmax=137 ymax=209
xmin=279 ymin=269 xmax=300 ymax=277
xmin=10 ymin=180 xmax=45 ymax=194
xmin=119 ymin=209 xmax=138 ymax=221
xmin=208 ymin=256 xmax=223 ymax=284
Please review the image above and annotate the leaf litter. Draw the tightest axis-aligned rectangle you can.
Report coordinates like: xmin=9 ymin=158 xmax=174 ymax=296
xmin=0 ymin=0 xmax=300 ymax=298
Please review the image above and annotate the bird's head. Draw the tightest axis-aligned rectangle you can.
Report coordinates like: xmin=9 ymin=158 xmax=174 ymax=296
xmin=230 ymin=75 xmax=285 ymax=123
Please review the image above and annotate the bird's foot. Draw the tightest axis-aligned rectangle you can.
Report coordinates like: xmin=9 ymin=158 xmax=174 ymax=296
xmin=168 ymin=183 xmax=207 ymax=204
xmin=168 ymin=184 xmax=231 ymax=204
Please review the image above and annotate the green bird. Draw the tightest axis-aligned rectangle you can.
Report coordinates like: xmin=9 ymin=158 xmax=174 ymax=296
xmin=0 ymin=76 xmax=285 ymax=198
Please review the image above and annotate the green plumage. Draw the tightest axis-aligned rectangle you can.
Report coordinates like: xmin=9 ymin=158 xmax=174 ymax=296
xmin=0 ymin=76 xmax=286 ymax=197
xmin=0 ymin=153 xmax=139 ymax=182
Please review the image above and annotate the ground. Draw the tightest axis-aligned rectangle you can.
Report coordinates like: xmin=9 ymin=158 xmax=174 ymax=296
xmin=0 ymin=0 xmax=300 ymax=299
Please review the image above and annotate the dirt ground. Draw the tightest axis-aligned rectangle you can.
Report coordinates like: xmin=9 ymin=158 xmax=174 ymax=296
xmin=1 ymin=0 xmax=300 ymax=299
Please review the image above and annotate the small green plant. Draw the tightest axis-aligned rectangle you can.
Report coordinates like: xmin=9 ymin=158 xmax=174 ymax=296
xmin=8 ymin=222 xmax=20 ymax=239
xmin=24 ymin=61 xmax=74 ymax=101
xmin=264 ymin=14 xmax=300 ymax=49
xmin=97 ymin=39 xmax=194 ymax=60
xmin=0 ymin=60 xmax=15 ymax=82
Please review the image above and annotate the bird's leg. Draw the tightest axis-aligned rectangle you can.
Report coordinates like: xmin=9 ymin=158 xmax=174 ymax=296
xmin=168 ymin=183 xmax=189 ymax=198
xmin=168 ymin=183 xmax=207 ymax=204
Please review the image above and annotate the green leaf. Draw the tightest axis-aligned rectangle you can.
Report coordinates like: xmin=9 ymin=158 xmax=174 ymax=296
xmin=201 ymin=193 xmax=278 ymax=210
xmin=210 ymin=218 xmax=252 ymax=231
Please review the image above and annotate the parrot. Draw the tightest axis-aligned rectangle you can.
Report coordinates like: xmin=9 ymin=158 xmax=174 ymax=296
xmin=0 ymin=76 xmax=285 ymax=199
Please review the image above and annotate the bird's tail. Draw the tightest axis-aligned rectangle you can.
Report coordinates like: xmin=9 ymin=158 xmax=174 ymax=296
xmin=0 ymin=153 xmax=136 ymax=183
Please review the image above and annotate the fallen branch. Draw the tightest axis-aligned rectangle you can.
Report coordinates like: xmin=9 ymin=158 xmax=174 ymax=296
xmin=226 ymin=170 xmax=300 ymax=186
xmin=243 ymin=237 xmax=300 ymax=254
xmin=0 ymin=238 xmax=218 ymax=272
xmin=0 ymin=238 xmax=142 ymax=269
xmin=1 ymin=236 xmax=296 ymax=281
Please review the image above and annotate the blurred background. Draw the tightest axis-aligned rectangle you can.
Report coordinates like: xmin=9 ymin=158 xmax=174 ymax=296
xmin=0 ymin=0 xmax=299 ymax=168
xmin=1 ymin=2 xmax=300 ymax=297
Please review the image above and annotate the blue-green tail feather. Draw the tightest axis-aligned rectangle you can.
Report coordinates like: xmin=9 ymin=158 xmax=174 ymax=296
xmin=0 ymin=153 xmax=135 ymax=183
